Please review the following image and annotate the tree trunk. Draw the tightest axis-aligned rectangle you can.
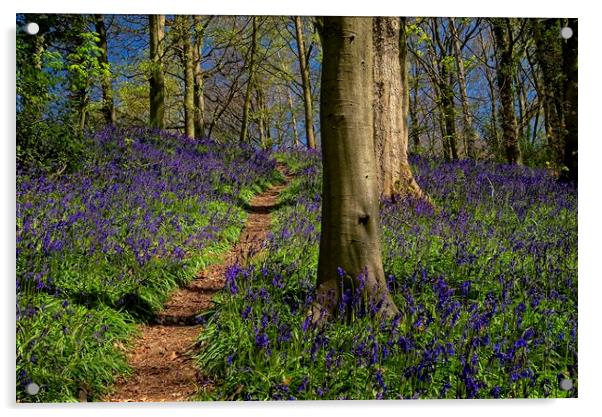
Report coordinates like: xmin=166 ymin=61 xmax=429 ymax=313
xmin=399 ymin=18 xmax=410 ymax=160
xmin=316 ymin=16 xmax=399 ymax=323
xmin=409 ymin=63 xmax=420 ymax=153
xmin=94 ymin=15 xmax=116 ymax=125
xmin=480 ymin=30 xmax=501 ymax=157
xmin=176 ymin=15 xmax=195 ymax=138
xmin=439 ymin=62 xmax=459 ymax=160
xmin=449 ymin=18 xmax=476 ymax=159
xmin=287 ymin=87 xmax=300 ymax=147
xmin=533 ymin=18 xmax=565 ymax=170
xmin=560 ymin=18 xmax=578 ymax=184
xmin=515 ymin=69 xmax=528 ymax=145
xmin=491 ymin=18 xmax=522 ymax=165
xmin=255 ymin=85 xmax=271 ymax=149
xmin=149 ymin=15 xmax=165 ymax=129
xmin=294 ymin=16 xmax=317 ymax=149
xmin=373 ymin=17 xmax=427 ymax=202
xmin=240 ymin=16 xmax=257 ymax=143
xmin=193 ymin=16 xmax=206 ymax=138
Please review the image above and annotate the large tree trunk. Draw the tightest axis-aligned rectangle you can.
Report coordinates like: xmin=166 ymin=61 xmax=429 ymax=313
xmin=294 ymin=16 xmax=317 ymax=149
xmin=149 ymin=15 xmax=165 ymax=129
xmin=491 ymin=18 xmax=522 ymax=165
xmin=94 ymin=15 xmax=116 ymax=125
xmin=240 ymin=16 xmax=257 ymax=143
xmin=373 ymin=17 xmax=427 ymax=202
xmin=316 ymin=16 xmax=399 ymax=323
xmin=177 ymin=15 xmax=195 ymax=138
xmin=560 ymin=18 xmax=578 ymax=184
xmin=449 ymin=18 xmax=476 ymax=159
xmin=193 ymin=16 xmax=206 ymax=138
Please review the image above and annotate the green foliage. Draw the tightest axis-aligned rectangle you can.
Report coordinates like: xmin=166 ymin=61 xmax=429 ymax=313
xmin=16 ymin=16 xmax=110 ymax=173
xmin=17 ymin=294 xmax=133 ymax=402
xmin=65 ymin=31 xmax=108 ymax=93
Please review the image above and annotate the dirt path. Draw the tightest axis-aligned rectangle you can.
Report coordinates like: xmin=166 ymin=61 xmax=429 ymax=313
xmin=105 ymin=172 xmax=289 ymax=402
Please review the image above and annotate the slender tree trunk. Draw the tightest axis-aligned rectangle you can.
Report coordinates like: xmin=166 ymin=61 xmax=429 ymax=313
xmin=255 ymin=85 xmax=271 ymax=149
xmin=479 ymin=30 xmax=501 ymax=158
xmin=439 ymin=62 xmax=458 ymax=160
xmin=193 ymin=16 xmax=206 ymax=138
xmin=515 ymin=69 xmax=528 ymax=145
xmin=409 ymin=63 xmax=420 ymax=153
xmin=532 ymin=103 xmax=541 ymax=146
xmin=373 ymin=17 xmax=427 ymax=202
xmin=450 ymin=18 xmax=476 ymax=159
xmin=491 ymin=18 xmax=522 ymax=165
xmin=294 ymin=16 xmax=317 ymax=149
xmin=437 ymin=92 xmax=451 ymax=161
xmin=94 ymin=15 xmax=116 ymax=125
xmin=316 ymin=16 xmax=399 ymax=322
xmin=287 ymin=87 xmax=300 ymax=147
xmin=560 ymin=18 xmax=578 ymax=184
xmin=533 ymin=18 xmax=565 ymax=169
xmin=176 ymin=15 xmax=195 ymax=138
xmin=149 ymin=15 xmax=165 ymax=129
xmin=240 ymin=16 xmax=257 ymax=143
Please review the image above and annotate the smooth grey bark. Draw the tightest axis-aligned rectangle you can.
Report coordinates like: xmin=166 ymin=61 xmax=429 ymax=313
xmin=315 ymin=16 xmax=399 ymax=322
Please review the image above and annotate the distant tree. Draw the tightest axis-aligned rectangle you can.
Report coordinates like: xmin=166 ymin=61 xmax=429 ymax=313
xmin=449 ymin=18 xmax=477 ymax=159
xmin=294 ymin=16 xmax=317 ymax=149
xmin=94 ymin=14 xmax=116 ymax=125
xmin=240 ymin=17 xmax=258 ymax=143
xmin=193 ymin=16 xmax=211 ymax=138
xmin=175 ymin=15 xmax=195 ymax=137
xmin=149 ymin=15 xmax=166 ymax=129
xmin=533 ymin=18 xmax=578 ymax=182
xmin=315 ymin=16 xmax=399 ymax=322
xmin=491 ymin=18 xmax=523 ymax=165
xmin=373 ymin=17 xmax=427 ymax=202
xmin=561 ymin=18 xmax=577 ymax=184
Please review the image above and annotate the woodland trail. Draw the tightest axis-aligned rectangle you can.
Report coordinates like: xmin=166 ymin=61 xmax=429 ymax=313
xmin=105 ymin=169 xmax=290 ymax=402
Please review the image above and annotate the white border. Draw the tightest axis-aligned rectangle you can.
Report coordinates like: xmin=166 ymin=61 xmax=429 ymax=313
xmin=3 ymin=1 xmax=599 ymax=417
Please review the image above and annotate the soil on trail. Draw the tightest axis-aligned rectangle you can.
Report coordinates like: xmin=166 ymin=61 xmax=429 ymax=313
xmin=105 ymin=173 xmax=289 ymax=402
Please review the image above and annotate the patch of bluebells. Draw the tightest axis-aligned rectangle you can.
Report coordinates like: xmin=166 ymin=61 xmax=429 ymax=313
xmin=197 ymin=151 xmax=577 ymax=400
xmin=16 ymin=127 xmax=278 ymax=402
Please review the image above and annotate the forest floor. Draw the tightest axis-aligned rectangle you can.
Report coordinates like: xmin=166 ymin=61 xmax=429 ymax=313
xmin=104 ymin=168 xmax=290 ymax=402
